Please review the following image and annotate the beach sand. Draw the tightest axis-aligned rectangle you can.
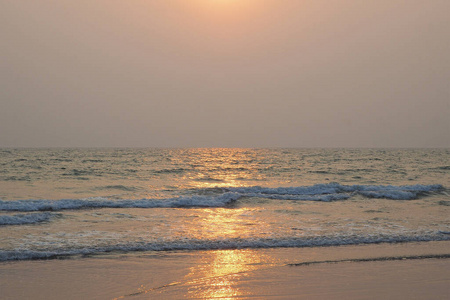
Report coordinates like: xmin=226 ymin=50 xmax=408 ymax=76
xmin=1 ymin=241 xmax=449 ymax=300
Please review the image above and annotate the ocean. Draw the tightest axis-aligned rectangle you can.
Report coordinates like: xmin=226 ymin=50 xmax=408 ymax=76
xmin=0 ymin=148 xmax=449 ymax=261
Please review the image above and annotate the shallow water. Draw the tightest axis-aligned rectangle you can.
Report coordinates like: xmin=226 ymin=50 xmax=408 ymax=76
xmin=0 ymin=148 xmax=449 ymax=261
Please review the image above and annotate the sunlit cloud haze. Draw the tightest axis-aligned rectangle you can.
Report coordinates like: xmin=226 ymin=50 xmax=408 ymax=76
xmin=1 ymin=1 xmax=449 ymax=148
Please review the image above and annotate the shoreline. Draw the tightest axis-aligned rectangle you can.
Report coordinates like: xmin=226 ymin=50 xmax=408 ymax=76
xmin=288 ymin=253 xmax=450 ymax=266
xmin=1 ymin=241 xmax=449 ymax=299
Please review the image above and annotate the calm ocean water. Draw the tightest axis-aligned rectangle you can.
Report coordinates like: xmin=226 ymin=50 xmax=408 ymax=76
xmin=0 ymin=148 xmax=449 ymax=261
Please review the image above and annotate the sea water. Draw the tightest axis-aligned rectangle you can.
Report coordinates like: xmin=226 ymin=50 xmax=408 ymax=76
xmin=0 ymin=148 xmax=448 ymax=261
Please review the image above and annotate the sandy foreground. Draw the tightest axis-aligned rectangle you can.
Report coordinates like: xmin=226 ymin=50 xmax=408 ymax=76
xmin=1 ymin=241 xmax=449 ymax=300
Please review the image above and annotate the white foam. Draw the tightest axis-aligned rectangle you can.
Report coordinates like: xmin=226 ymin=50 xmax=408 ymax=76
xmin=1 ymin=233 xmax=448 ymax=261
xmin=230 ymin=183 xmax=343 ymax=195
xmin=0 ymin=212 xmax=53 ymax=225
xmin=230 ymin=183 xmax=443 ymax=200
xmin=0 ymin=192 xmax=242 ymax=212
xmin=0 ymin=184 xmax=443 ymax=212
xmin=243 ymin=192 xmax=351 ymax=202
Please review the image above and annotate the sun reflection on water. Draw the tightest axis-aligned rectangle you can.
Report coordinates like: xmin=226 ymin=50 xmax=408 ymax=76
xmin=182 ymin=199 xmax=276 ymax=299
xmin=182 ymin=148 xmax=265 ymax=189
xmin=185 ymin=249 xmax=273 ymax=299
xmin=190 ymin=207 xmax=258 ymax=239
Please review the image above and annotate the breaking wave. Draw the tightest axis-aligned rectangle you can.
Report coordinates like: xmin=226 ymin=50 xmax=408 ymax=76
xmin=1 ymin=233 xmax=449 ymax=261
xmin=0 ymin=212 xmax=54 ymax=226
xmin=0 ymin=183 xmax=443 ymax=212
xmin=0 ymin=193 xmax=241 ymax=212
xmin=227 ymin=183 xmax=443 ymax=201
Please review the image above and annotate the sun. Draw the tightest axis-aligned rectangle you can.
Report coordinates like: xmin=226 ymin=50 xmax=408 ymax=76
xmin=195 ymin=0 xmax=258 ymax=10
xmin=190 ymin=0 xmax=265 ymax=19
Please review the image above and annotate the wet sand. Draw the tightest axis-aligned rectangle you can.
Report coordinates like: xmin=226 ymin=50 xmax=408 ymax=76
xmin=1 ymin=241 xmax=449 ymax=300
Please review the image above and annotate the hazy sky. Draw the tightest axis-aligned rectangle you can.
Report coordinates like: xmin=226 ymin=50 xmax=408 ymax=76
xmin=1 ymin=1 xmax=449 ymax=148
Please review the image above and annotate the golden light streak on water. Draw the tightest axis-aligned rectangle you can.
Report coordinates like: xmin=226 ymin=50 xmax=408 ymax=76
xmin=182 ymin=197 xmax=276 ymax=299
xmin=185 ymin=249 xmax=274 ymax=299
xmin=184 ymin=148 xmax=263 ymax=189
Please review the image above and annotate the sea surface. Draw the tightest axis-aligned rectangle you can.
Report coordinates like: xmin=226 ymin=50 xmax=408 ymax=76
xmin=0 ymin=148 xmax=449 ymax=261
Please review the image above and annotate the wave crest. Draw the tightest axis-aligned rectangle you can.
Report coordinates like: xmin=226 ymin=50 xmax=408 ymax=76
xmin=228 ymin=183 xmax=443 ymax=201
xmin=0 ymin=193 xmax=241 ymax=212
xmin=0 ymin=183 xmax=443 ymax=212
xmin=0 ymin=212 xmax=54 ymax=226
xmin=1 ymin=233 xmax=449 ymax=261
